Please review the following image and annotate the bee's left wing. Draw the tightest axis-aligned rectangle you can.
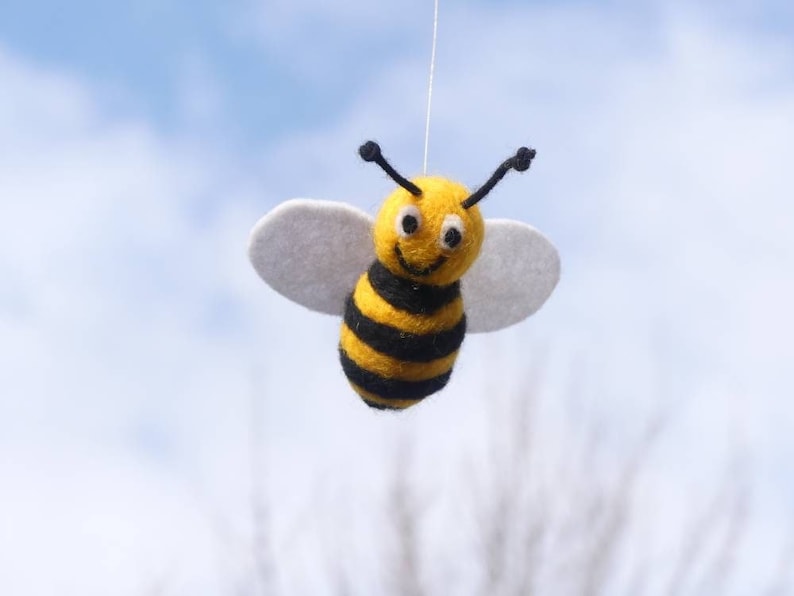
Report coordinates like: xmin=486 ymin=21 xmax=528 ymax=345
xmin=462 ymin=219 xmax=560 ymax=333
xmin=248 ymin=199 xmax=374 ymax=316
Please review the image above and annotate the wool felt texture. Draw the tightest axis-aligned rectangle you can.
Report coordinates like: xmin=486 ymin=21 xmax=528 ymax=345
xmin=247 ymin=143 xmax=559 ymax=410
xmin=339 ymin=349 xmax=453 ymax=400
xmin=348 ymin=382 xmax=423 ymax=411
xmin=358 ymin=262 xmax=464 ymax=333
xmin=338 ymin=324 xmax=459 ymax=380
xmin=339 ymin=283 xmax=463 ymax=407
xmin=371 ymin=176 xmax=485 ymax=288
xmin=341 ymin=294 xmax=465 ymax=362
xmin=248 ymin=199 xmax=373 ymax=315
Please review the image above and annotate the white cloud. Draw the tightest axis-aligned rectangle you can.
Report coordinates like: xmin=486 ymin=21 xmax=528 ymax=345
xmin=0 ymin=44 xmax=273 ymax=594
xmin=0 ymin=442 xmax=224 ymax=596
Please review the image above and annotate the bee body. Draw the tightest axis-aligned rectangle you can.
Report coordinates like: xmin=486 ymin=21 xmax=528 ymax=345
xmin=339 ymin=260 xmax=466 ymax=410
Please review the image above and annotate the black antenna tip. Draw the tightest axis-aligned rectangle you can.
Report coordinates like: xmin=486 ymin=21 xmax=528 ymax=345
xmin=359 ymin=141 xmax=382 ymax=162
xmin=357 ymin=140 xmax=422 ymax=196
xmin=460 ymin=145 xmax=538 ymax=209
xmin=512 ymin=147 xmax=536 ymax=172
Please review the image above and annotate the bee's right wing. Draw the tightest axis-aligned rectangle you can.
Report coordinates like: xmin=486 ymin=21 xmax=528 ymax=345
xmin=248 ymin=199 xmax=374 ymax=316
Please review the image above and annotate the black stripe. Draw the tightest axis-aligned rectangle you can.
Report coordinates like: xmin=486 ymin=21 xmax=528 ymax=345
xmin=344 ymin=294 xmax=466 ymax=362
xmin=339 ymin=349 xmax=452 ymax=400
xmin=362 ymin=399 xmax=406 ymax=411
xmin=368 ymin=260 xmax=460 ymax=315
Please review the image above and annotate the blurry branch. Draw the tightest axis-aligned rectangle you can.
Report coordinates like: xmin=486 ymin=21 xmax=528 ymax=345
xmin=319 ymin=479 xmax=355 ymax=596
xmin=507 ymin=361 xmax=547 ymax=596
xmin=328 ymin=556 xmax=354 ymax=596
xmin=193 ymin=372 xmax=278 ymax=596
xmin=184 ymin=451 xmax=259 ymax=596
xmin=475 ymin=355 xmax=546 ymax=596
xmin=386 ymin=444 xmax=427 ymax=596
xmin=211 ymin=354 xmax=790 ymax=596
xmin=249 ymin=371 xmax=276 ymax=596
xmin=764 ymin=535 xmax=794 ymax=596
xmin=140 ymin=572 xmax=172 ymax=596
xmin=663 ymin=462 xmax=748 ymax=596
xmin=579 ymin=418 xmax=664 ymax=596
xmin=184 ymin=370 xmax=280 ymax=596
xmin=472 ymin=353 xmax=674 ymax=596
xmin=693 ymin=467 xmax=750 ymax=596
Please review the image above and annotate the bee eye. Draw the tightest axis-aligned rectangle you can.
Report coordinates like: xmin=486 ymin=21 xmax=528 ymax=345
xmin=440 ymin=215 xmax=465 ymax=250
xmin=395 ymin=205 xmax=422 ymax=238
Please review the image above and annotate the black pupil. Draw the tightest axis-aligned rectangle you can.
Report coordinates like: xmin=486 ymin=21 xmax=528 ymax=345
xmin=444 ymin=227 xmax=462 ymax=248
xmin=402 ymin=214 xmax=418 ymax=235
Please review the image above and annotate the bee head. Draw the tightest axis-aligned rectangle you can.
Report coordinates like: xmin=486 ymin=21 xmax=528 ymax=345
xmin=360 ymin=141 xmax=535 ymax=286
xmin=373 ymin=177 xmax=484 ymax=285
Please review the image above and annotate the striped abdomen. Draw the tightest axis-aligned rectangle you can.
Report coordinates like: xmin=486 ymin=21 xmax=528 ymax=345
xmin=339 ymin=260 xmax=466 ymax=410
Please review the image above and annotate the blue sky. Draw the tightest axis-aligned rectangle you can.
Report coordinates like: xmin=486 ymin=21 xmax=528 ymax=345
xmin=1 ymin=1 xmax=794 ymax=594
xmin=0 ymin=0 xmax=447 ymax=143
xmin=5 ymin=0 xmax=789 ymax=146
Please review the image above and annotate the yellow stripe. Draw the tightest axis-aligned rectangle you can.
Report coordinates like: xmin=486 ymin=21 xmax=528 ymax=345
xmin=353 ymin=274 xmax=463 ymax=334
xmin=349 ymin=382 xmax=422 ymax=410
xmin=340 ymin=323 xmax=457 ymax=381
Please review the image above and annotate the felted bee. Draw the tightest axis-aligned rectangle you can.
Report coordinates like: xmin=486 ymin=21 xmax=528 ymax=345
xmin=248 ymin=141 xmax=560 ymax=410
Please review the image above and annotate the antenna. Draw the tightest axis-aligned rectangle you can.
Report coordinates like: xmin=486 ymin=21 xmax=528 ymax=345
xmin=461 ymin=147 xmax=535 ymax=209
xmin=359 ymin=141 xmax=422 ymax=197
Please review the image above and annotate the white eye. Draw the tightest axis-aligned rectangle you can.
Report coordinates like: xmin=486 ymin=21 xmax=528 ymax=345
xmin=395 ymin=205 xmax=422 ymax=238
xmin=439 ymin=214 xmax=465 ymax=250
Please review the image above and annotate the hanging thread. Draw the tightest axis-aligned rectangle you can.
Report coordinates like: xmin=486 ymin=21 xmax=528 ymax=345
xmin=423 ymin=0 xmax=440 ymax=175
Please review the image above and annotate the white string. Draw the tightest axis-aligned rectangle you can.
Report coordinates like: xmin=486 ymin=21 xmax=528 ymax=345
xmin=423 ymin=0 xmax=439 ymax=175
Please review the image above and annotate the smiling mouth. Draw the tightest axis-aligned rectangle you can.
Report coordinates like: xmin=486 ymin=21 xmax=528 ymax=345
xmin=394 ymin=245 xmax=447 ymax=277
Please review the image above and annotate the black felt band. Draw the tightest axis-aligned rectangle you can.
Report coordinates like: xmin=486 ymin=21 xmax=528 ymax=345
xmin=343 ymin=295 xmax=466 ymax=362
xmin=362 ymin=399 xmax=405 ymax=411
xmin=367 ymin=261 xmax=460 ymax=315
xmin=339 ymin=349 xmax=452 ymax=400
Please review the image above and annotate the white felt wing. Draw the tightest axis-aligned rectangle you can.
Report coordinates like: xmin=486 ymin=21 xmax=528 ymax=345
xmin=248 ymin=199 xmax=374 ymax=316
xmin=462 ymin=219 xmax=560 ymax=333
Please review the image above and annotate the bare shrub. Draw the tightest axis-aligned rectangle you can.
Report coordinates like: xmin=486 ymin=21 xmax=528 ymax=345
xmin=183 ymin=364 xmax=788 ymax=596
